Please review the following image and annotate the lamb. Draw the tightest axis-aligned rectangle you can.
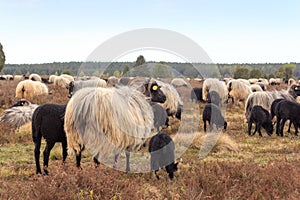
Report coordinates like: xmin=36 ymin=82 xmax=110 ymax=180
xmin=29 ymin=73 xmax=42 ymax=82
xmin=202 ymin=103 xmax=227 ymax=132
xmin=207 ymin=90 xmax=221 ymax=107
xmin=274 ymin=99 xmax=300 ymax=137
xmin=248 ymin=105 xmax=273 ymax=137
xmin=190 ymin=87 xmax=203 ymax=103
xmin=148 ymin=133 xmax=178 ymax=180
xmin=15 ymin=80 xmax=48 ymax=101
xmin=32 ymin=104 xmax=67 ymax=174
xmin=65 ymin=84 xmax=166 ymax=172
xmin=151 ymin=103 xmax=169 ymax=131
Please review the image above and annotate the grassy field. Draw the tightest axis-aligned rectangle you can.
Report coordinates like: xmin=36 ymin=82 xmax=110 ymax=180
xmin=1 ymin=79 xmax=300 ymax=199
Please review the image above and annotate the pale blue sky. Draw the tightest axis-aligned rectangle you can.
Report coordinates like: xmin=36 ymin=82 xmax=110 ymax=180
xmin=1 ymin=0 xmax=299 ymax=64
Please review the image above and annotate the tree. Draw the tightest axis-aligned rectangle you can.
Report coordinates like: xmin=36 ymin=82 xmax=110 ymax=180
xmin=249 ymin=69 xmax=262 ymax=78
xmin=276 ymin=66 xmax=285 ymax=78
xmin=134 ymin=55 xmax=146 ymax=67
xmin=0 ymin=42 xmax=5 ymax=72
xmin=233 ymin=66 xmax=249 ymax=79
xmin=122 ymin=64 xmax=130 ymax=75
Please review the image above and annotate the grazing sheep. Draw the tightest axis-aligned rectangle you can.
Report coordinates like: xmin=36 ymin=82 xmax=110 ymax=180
xmin=4 ymin=74 xmax=13 ymax=80
xmin=207 ymin=90 xmax=221 ymax=107
xmin=248 ymin=78 xmax=259 ymax=84
xmin=237 ymin=79 xmax=251 ymax=86
xmin=227 ymin=79 xmax=252 ymax=104
xmin=14 ymin=75 xmax=25 ymax=82
xmin=288 ymin=84 xmax=300 ymax=98
xmin=255 ymin=82 xmax=267 ymax=91
xmin=60 ymin=74 xmax=74 ymax=82
xmin=270 ymin=98 xmax=293 ymax=134
xmin=244 ymin=90 xmax=295 ymax=122
xmin=202 ymin=103 xmax=227 ymax=132
xmin=149 ymin=133 xmax=178 ymax=180
xmin=248 ymin=105 xmax=273 ymax=137
xmin=151 ymin=103 xmax=169 ymax=131
xmin=107 ymin=76 xmax=119 ymax=87
xmin=68 ymin=78 xmax=107 ymax=97
xmin=191 ymin=87 xmax=203 ymax=103
xmin=32 ymin=104 xmax=67 ymax=175
xmin=275 ymin=100 xmax=300 ymax=137
xmin=64 ymin=85 xmax=164 ymax=171
xmin=171 ymin=78 xmax=188 ymax=88
xmin=118 ymin=77 xmax=132 ymax=86
xmin=49 ymin=75 xmax=58 ymax=83
xmin=15 ymin=80 xmax=48 ymax=101
xmin=54 ymin=76 xmax=71 ymax=89
xmin=203 ymin=78 xmax=228 ymax=106
xmin=29 ymin=73 xmax=42 ymax=82
xmin=288 ymin=78 xmax=297 ymax=86
xmin=250 ymin=84 xmax=263 ymax=92
xmin=269 ymin=78 xmax=282 ymax=85
xmin=0 ymin=99 xmax=38 ymax=129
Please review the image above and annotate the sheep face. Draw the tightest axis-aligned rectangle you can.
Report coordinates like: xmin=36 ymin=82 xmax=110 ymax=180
xmin=264 ymin=122 xmax=274 ymax=136
xmin=149 ymin=82 xmax=166 ymax=103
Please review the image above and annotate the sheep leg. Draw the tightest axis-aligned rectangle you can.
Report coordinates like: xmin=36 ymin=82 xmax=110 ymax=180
xmin=113 ymin=153 xmax=120 ymax=169
xmin=276 ymin=117 xmax=281 ymax=136
xmin=75 ymin=150 xmax=82 ymax=169
xmin=93 ymin=157 xmax=100 ymax=168
xmin=280 ymin=119 xmax=287 ymax=137
xmin=287 ymin=121 xmax=292 ymax=133
xmin=61 ymin=140 xmax=68 ymax=164
xmin=34 ymin=138 xmax=42 ymax=174
xmin=294 ymin=123 xmax=298 ymax=136
xmin=125 ymin=150 xmax=131 ymax=173
xmin=257 ymin=125 xmax=262 ymax=137
xmin=248 ymin=121 xmax=253 ymax=136
xmin=203 ymin=120 xmax=207 ymax=132
xmin=43 ymin=142 xmax=55 ymax=175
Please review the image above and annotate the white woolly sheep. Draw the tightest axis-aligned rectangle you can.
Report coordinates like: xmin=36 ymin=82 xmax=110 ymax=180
xmin=15 ymin=80 xmax=49 ymax=101
xmin=29 ymin=73 xmax=42 ymax=82
xmin=14 ymin=75 xmax=25 ymax=82
xmin=48 ymin=75 xmax=58 ymax=83
xmin=227 ymin=79 xmax=252 ymax=104
xmin=170 ymin=78 xmax=188 ymax=88
xmin=60 ymin=74 xmax=74 ymax=82
xmin=202 ymin=78 xmax=228 ymax=106
xmin=249 ymin=84 xmax=263 ymax=92
xmin=54 ymin=76 xmax=71 ymax=88
xmin=65 ymin=85 xmax=166 ymax=172
xmin=68 ymin=78 xmax=107 ymax=97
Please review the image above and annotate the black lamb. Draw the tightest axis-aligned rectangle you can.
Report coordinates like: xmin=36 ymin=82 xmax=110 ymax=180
xmin=151 ymin=103 xmax=169 ymax=131
xmin=32 ymin=104 xmax=67 ymax=175
xmin=202 ymin=103 xmax=227 ymax=132
xmin=149 ymin=133 xmax=178 ymax=180
xmin=191 ymin=87 xmax=203 ymax=103
xmin=275 ymin=99 xmax=300 ymax=137
xmin=248 ymin=105 xmax=273 ymax=137
xmin=207 ymin=90 xmax=221 ymax=107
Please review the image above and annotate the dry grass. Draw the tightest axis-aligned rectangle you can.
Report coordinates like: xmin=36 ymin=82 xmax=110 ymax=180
xmin=1 ymin=79 xmax=300 ymax=199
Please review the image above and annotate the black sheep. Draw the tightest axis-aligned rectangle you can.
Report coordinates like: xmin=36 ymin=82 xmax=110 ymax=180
xmin=32 ymin=104 xmax=67 ymax=174
xmin=207 ymin=90 xmax=221 ymax=107
xmin=149 ymin=133 xmax=178 ymax=180
xmin=248 ymin=105 xmax=273 ymax=137
xmin=202 ymin=103 xmax=227 ymax=132
xmin=271 ymin=98 xmax=293 ymax=134
xmin=191 ymin=87 xmax=203 ymax=103
xmin=275 ymin=99 xmax=300 ymax=137
xmin=151 ymin=103 xmax=169 ymax=131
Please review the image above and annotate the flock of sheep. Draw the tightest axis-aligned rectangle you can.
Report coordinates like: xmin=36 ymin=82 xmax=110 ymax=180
xmin=1 ymin=73 xmax=300 ymax=180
